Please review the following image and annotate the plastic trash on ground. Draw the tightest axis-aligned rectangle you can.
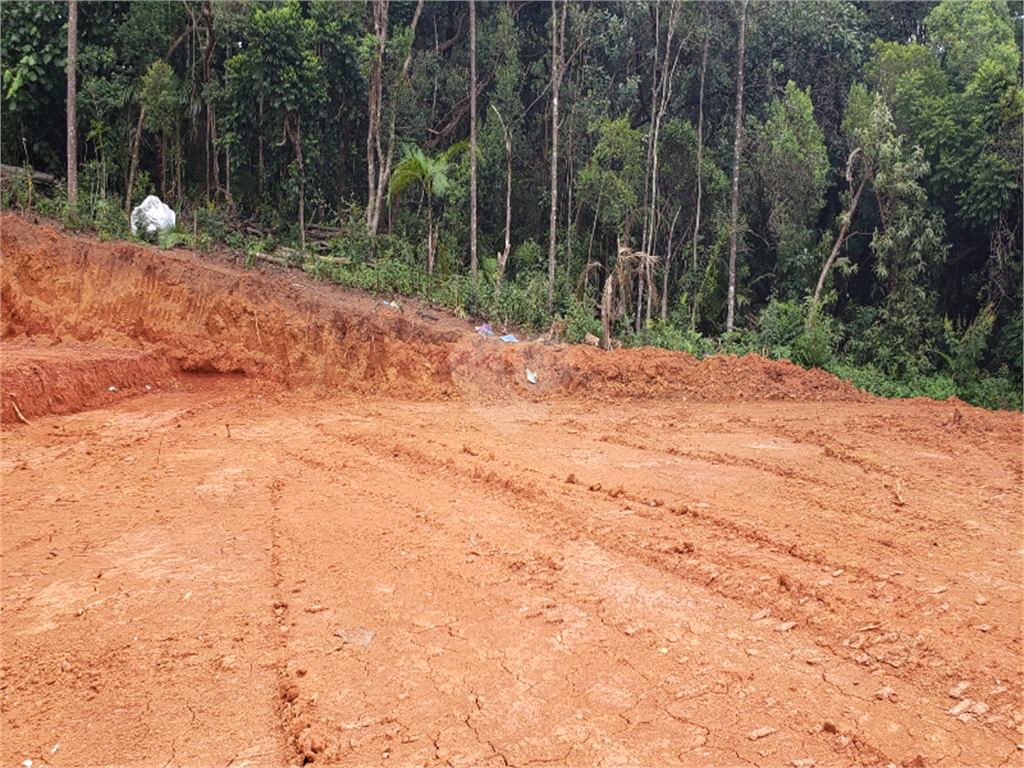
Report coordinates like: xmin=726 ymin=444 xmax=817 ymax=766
xmin=526 ymin=369 xmax=537 ymax=384
xmin=499 ymin=334 xmax=519 ymax=343
xmin=476 ymin=323 xmax=495 ymax=337
xmin=130 ymin=195 xmax=176 ymax=237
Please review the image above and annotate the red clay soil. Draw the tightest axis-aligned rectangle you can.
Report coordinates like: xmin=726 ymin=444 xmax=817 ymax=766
xmin=1 ymin=214 xmax=1022 ymax=768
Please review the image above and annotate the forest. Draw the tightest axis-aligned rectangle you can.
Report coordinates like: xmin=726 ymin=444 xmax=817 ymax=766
xmin=2 ymin=0 xmax=1021 ymax=409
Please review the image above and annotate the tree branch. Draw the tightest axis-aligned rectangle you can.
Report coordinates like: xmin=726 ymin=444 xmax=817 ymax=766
xmin=427 ymin=69 xmax=496 ymax=147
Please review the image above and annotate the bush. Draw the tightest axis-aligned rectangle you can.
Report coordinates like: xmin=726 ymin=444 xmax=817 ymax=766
xmin=563 ymin=295 xmax=602 ymax=343
xmin=756 ymin=298 xmax=806 ymax=351
xmin=626 ymin=319 xmax=710 ymax=356
xmin=792 ymin=310 xmax=837 ymax=369
xmin=94 ymin=200 xmax=130 ymax=241
xmin=827 ymin=361 xmax=957 ymax=401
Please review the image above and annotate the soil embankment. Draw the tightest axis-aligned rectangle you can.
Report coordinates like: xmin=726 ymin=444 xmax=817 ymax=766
xmin=1 ymin=215 xmax=868 ymax=424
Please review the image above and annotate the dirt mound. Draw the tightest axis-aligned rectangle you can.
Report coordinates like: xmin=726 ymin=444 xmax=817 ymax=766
xmin=449 ymin=340 xmax=869 ymax=403
xmin=1 ymin=214 xmax=870 ymax=423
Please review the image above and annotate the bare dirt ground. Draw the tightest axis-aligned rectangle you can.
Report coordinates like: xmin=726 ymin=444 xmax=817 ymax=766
xmin=1 ymin=215 xmax=1022 ymax=768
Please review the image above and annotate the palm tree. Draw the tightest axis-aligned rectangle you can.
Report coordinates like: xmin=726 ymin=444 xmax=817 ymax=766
xmin=388 ymin=140 xmax=468 ymax=277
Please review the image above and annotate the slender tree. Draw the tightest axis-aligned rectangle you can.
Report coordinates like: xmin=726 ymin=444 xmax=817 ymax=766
xmin=638 ymin=0 xmax=688 ymax=330
xmin=66 ymin=0 xmax=77 ymax=210
xmin=491 ymin=105 xmax=513 ymax=294
xmin=366 ymin=0 xmax=423 ymax=238
xmin=468 ymin=0 xmax=478 ymax=281
xmin=812 ymin=148 xmax=868 ymax=308
xmin=366 ymin=0 xmax=388 ymax=236
xmin=547 ymin=0 xmax=568 ymax=313
xmin=726 ymin=0 xmax=748 ymax=333
xmin=692 ymin=15 xmax=709 ymax=276
xmin=689 ymin=23 xmax=709 ymax=329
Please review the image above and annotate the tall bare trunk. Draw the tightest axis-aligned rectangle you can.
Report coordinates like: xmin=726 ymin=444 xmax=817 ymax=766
xmin=689 ymin=24 xmax=708 ymax=330
xmin=160 ymin=131 xmax=167 ymax=201
xmin=565 ymin=131 xmax=573 ymax=287
xmin=285 ymin=113 xmax=305 ymax=252
xmin=201 ymin=1 xmax=220 ymax=205
xmin=469 ymin=0 xmax=478 ymax=281
xmin=692 ymin=29 xmax=708 ymax=273
xmin=491 ymin=105 xmax=512 ymax=294
xmin=66 ymin=0 xmax=77 ymax=210
xmin=337 ymin=114 xmax=349 ymax=218
xmin=366 ymin=0 xmax=388 ymax=236
xmin=258 ymin=98 xmax=264 ymax=194
xmin=547 ymin=0 xmax=567 ymax=314
xmin=638 ymin=1 xmax=687 ymax=332
xmin=427 ymin=191 xmax=435 ymax=276
xmin=661 ymin=206 xmax=681 ymax=321
xmin=726 ymin=0 xmax=748 ymax=333
xmin=367 ymin=0 xmax=423 ymax=238
xmin=125 ymin=105 xmax=145 ymax=217
xmin=812 ymin=149 xmax=868 ymax=311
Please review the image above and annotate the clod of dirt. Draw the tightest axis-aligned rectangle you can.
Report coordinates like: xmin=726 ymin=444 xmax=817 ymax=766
xmin=875 ymin=685 xmax=897 ymax=702
xmin=949 ymin=699 xmax=973 ymax=717
xmin=747 ymin=726 xmax=776 ymax=740
xmin=949 ymin=681 xmax=971 ymax=699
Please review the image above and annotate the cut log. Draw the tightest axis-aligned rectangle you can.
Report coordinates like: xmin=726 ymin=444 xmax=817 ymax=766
xmin=0 ymin=164 xmax=56 ymax=184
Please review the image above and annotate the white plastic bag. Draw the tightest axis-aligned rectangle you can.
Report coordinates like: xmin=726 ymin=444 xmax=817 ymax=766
xmin=130 ymin=195 xmax=176 ymax=237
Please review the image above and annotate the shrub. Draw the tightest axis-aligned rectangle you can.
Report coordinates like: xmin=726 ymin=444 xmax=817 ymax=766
xmin=563 ymin=295 xmax=602 ymax=343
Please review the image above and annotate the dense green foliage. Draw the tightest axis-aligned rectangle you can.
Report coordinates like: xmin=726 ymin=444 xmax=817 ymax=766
xmin=2 ymin=0 xmax=1021 ymax=409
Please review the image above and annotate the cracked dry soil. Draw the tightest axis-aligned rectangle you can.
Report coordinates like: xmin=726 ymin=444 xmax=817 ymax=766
xmin=1 ymin=216 xmax=1022 ymax=768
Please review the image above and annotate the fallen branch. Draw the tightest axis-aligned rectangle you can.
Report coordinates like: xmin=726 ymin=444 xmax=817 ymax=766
xmin=251 ymin=251 xmax=289 ymax=268
xmin=7 ymin=393 xmax=30 ymax=424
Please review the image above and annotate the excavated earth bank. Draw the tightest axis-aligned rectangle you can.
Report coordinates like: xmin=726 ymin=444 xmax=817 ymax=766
xmin=1 ymin=215 xmax=1022 ymax=768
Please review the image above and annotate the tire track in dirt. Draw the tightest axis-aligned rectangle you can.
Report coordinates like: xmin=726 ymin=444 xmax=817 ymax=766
xmin=0 ymin=395 xmax=290 ymax=768
xmin=270 ymin=400 xmax=1020 ymax=766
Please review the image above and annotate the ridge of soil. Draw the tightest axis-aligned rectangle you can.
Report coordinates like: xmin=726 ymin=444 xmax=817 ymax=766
xmin=1 ymin=215 xmax=869 ymax=425
xmin=1 ymin=215 xmax=1021 ymax=768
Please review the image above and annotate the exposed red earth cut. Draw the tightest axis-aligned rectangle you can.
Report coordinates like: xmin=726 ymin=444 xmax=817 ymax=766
xmin=2 ymin=216 xmax=1022 ymax=767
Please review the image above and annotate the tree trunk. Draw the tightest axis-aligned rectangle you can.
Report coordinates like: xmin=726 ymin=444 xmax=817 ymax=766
xmin=547 ymin=0 xmax=567 ymax=314
xmin=160 ymin=130 xmax=167 ymax=201
xmin=491 ymin=105 xmax=512 ymax=294
xmin=812 ymin=150 xmax=868 ymax=311
xmin=366 ymin=0 xmax=388 ymax=236
xmin=66 ymin=0 xmax=77 ymax=210
xmin=368 ymin=0 xmax=423 ymax=238
xmin=662 ymin=206 xmax=681 ymax=321
xmin=638 ymin=1 xmax=686 ymax=332
xmin=337 ymin=113 xmax=349 ymax=219
xmin=285 ymin=113 xmax=306 ymax=252
xmin=427 ymin=192 xmax=435 ymax=276
xmin=692 ymin=26 xmax=708 ymax=274
xmin=469 ymin=0 xmax=478 ymax=281
xmin=125 ymin=105 xmax=145 ymax=217
xmin=565 ymin=131 xmax=573 ymax=287
xmin=725 ymin=0 xmax=748 ymax=333
xmin=201 ymin=1 xmax=219 ymax=205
